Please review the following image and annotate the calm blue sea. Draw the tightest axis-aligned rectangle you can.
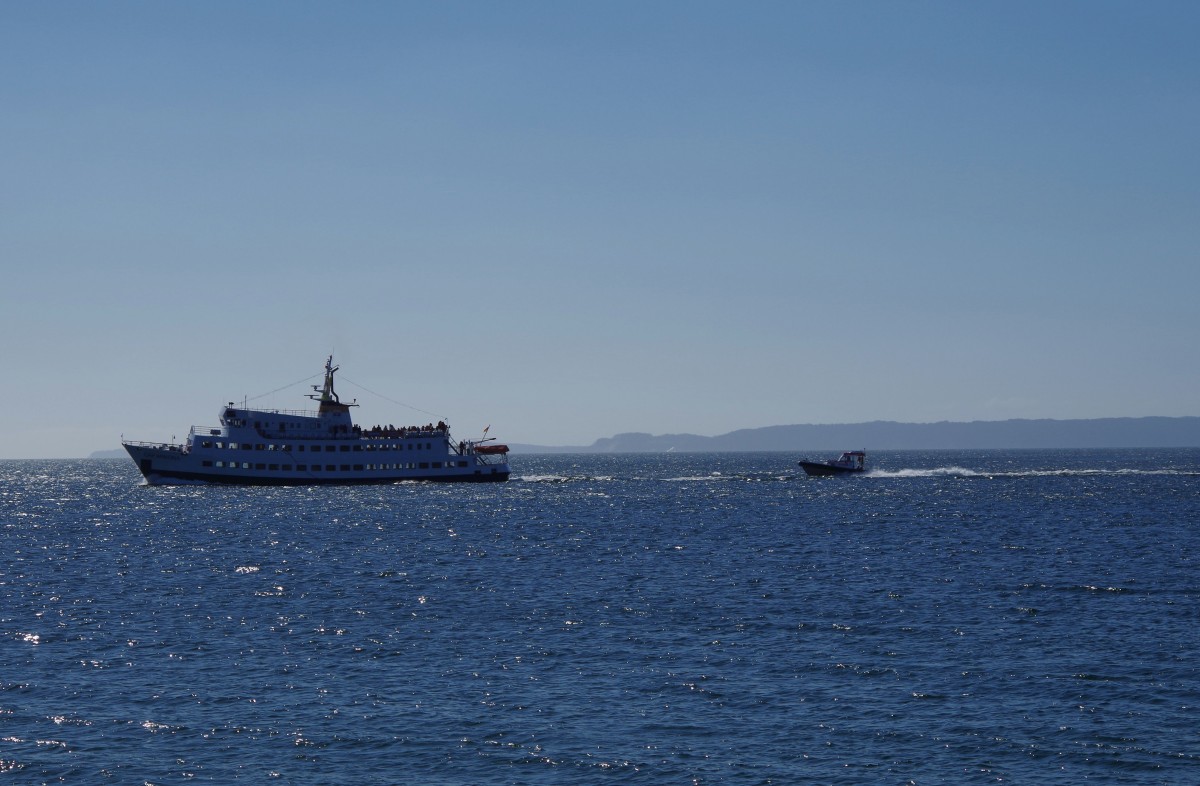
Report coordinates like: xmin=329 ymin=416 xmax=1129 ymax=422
xmin=2 ymin=450 xmax=1198 ymax=784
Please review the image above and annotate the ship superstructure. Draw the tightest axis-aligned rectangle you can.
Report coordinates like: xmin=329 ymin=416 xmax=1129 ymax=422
xmin=122 ymin=357 xmax=509 ymax=484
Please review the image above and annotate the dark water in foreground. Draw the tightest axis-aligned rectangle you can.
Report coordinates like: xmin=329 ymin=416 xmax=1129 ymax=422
xmin=2 ymin=450 xmax=1198 ymax=784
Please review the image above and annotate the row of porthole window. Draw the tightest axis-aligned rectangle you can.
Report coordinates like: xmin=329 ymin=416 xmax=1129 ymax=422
xmin=201 ymin=461 xmax=470 ymax=471
xmin=201 ymin=441 xmax=434 ymax=452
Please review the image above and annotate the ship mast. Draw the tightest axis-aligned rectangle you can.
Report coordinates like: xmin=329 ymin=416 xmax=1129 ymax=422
xmin=308 ymin=355 xmax=356 ymax=413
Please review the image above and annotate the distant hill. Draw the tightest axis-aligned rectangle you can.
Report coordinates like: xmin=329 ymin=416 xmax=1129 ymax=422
xmin=510 ymin=417 xmax=1200 ymax=453
xmin=86 ymin=416 xmax=1200 ymax=458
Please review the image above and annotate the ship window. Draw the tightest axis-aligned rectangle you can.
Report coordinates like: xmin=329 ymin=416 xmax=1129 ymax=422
xmin=341 ymin=464 xmax=350 ymax=471
xmin=325 ymin=446 xmax=335 ymax=452
xmin=340 ymin=445 xmax=350 ymax=452
xmin=353 ymin=464 xmax=363 ymax=471
xmin=244 ymin=445 xmax=253 ymax=451
xmin=326 ymin=465 xmax=336 ymax=471
xmin=458 ymin=461 xmax=468 ymax=467
xmin=268 ymin=464 xmax=278 ymax=471
xmin=298 ymin=445 xmax=305 ymax=452
xmin=228 ymin=443 xmax=238 ymax=449
xmin=241 ymin=462 xmax=251 ymax=469
xmin=255 ymin=463 xmax=265 ymax=470
xmin=297 ymin=464 xmax=307 ymax=471
xmin=419 ymin=462 xmax=429 ymax=469
xmin=256 ymin=444 xmax=265 ymax=451
xmin=432 ymin=462 xmax=442 ymax=469
xmin=212 ymin=461 xmax=222 ymax=467
xmin=202 ymin=441 xmax=213 ymax=449
xmin=353 ymin=445 xmax=362 ymax=452
xmin=311 ymin=465 xmax=320 ymax=471
xmin=282 ymin=465 xmax=292 ymax=471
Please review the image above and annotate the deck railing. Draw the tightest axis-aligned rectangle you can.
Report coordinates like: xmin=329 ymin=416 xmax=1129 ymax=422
xmin=122 ymin=439 xmax=188 ymax=452
xmin=225 ymin=407 xmax=320 ymax=418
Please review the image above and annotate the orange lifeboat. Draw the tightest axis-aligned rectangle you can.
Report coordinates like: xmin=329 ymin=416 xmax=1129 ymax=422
xmin=474 ymin=444 xmax=509 ymax=455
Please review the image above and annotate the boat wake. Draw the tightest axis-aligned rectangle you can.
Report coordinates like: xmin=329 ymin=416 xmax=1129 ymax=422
xmin=868 ymin=467 xmax=1200 ymax=479
xmin=516 ymin=474 xmax=606 ymax=483
xmin=867 ymin=467 xmax=982 ymax=479
xmin=141 ymin=476 xmax=211 ymax=486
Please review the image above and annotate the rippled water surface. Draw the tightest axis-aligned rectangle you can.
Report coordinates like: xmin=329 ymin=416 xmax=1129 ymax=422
xmin=2 ymin=450 xmax=1199 ymax=784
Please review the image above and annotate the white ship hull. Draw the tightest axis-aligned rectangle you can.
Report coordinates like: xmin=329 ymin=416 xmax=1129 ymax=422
xmin=123 ymin=438 xmax=509 ymax=485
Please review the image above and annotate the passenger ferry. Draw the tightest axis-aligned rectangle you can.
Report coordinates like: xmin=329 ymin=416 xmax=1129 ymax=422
xmin=122 ymin=357 xmax=510 ymax=484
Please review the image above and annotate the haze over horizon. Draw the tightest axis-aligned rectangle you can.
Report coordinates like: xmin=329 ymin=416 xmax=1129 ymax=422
xmin=4 ymin=2 xmax=1198 ymax=460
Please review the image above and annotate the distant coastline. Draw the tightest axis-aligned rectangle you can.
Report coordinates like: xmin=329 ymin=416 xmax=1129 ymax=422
xmin=87 ymin=416 xmax=1200 ymax=458
xmin=508 ymin=416 xmax=1200 ymax=453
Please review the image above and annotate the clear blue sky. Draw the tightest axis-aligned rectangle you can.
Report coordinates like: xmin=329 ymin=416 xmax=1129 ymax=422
xmin=3 ymin=1 xmax=1198 ymax=458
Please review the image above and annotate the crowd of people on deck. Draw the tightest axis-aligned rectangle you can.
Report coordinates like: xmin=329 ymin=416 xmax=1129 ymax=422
xmin=361 ymin=421 xmax=447 ymax=438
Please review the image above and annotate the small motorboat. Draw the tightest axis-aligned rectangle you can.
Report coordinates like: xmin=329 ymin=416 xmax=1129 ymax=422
xmin=799 ymin=450 xmax=866 ymax=476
